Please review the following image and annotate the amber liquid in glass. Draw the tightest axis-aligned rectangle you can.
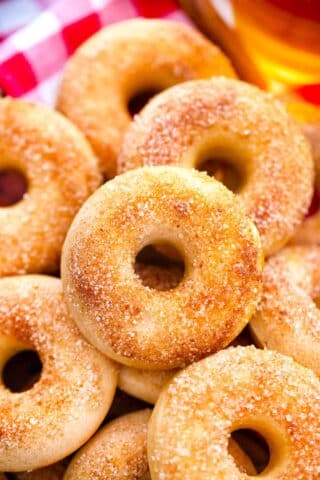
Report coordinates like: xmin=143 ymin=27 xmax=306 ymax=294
xmin=181 ymin=0 xmax=320 ymax=93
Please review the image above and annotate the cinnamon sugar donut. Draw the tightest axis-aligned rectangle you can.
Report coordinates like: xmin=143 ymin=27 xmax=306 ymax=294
xmin=0 ymin=275 xmax=117 ymax=472
xmin=56 ymin=19 xmax=236 ymax=178
xmin=0 ymin=98 xmax=101 ymax=277
xmin=148 ymin=346 xmax=320 ymax=480
xmin=63 ymin=410 xmax=151 ymax=480
xmin=250 ymin=246 xmax=320 ymax=376
xmin=62 ymin=166 xmax=263 ymax=369
xmin=119 ymin=78 xmax=314 ymax=256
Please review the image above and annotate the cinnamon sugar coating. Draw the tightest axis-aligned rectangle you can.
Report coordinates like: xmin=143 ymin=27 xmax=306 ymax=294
xmin=62 ymin=167 xmax=263 ymax=369
xmin=119 ymin=78 xmax=314 ymax=256
xmin=148 ymin=346 xmax=320 ymax=479
xmin=250 ymin=246 xmax=320 ymax=375
xmin=0 ymin=98 xmax=101 ymax=277
xmin=64 ymin=410 xmax=151 ymax=480
xmin=0 ymin=275 xmax=117 ymax=471
xmin=56 ymin=19 xmax=236 ymax=178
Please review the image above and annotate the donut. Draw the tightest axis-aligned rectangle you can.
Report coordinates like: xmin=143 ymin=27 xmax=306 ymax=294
xmin=56 ymin=19 xmax=236 ymax=178
xmin=63 ymin=410 xmax=151 ymax=480
xmin=118 ymin=77 xmax=314 ymax=257
xmin=250 ymin=246 xmax=320 ymax=376
xmin=62 ymin=166 xmax=263 ymax=369
xmin=14 ymin=461 xmax=67 ymax=479
xmin=118 ymin=366 xmax=177 ymax=404
xmin=0 ymin=275 xmax=117 ymax=471
xmin=0 ymin=98 xmax=101 ymax=278
xmin=148 ymin=346 xmax=320 ymax=479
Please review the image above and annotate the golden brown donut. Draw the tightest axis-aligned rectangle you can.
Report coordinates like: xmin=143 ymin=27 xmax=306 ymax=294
xmin=118 ymin=77 xmax=314 ymax=257
xmin=148 ymin=346 xmax=320 ymax=479
xmin=250 ymin=246 xmax=320 ymax=376
xmin=0 ymin=275 xmax=117 ymax=472
xmin=0 ymin=98 xmax=101 ymax=277
xmin=63 ymin=410 xmax=151 ymax=480
xmin=56 ymin=19 xmax=236 ymax=178
xmin=62 ymin=166 xmax=263 ymax=369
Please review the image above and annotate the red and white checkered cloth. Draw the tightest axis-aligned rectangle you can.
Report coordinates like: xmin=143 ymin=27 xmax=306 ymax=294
xmin=0 ymin=0 xmax=190 ymax=105
xmin=0 ymin=0 xmax=319 ymax=106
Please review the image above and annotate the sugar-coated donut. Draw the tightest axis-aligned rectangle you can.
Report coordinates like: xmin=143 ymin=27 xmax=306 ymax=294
xmin=118 ymin=366 xmax=177 ymax=404
xmin=119 ymin=78 xmax=314 ymax=257
xmin=0 ymin=98 xmax=101 ymax=277
xmin=250 ymin=246 xmax=320 ymax=376
xmin=148 ymin=346 xmax=320 ymax=479
xmin=62 ymin=166 xmax=263 ymax=369
xmin=56 ymin=19 xmax=236 ymax=178
xmin=14 ymin=461 xmax=67 ymax=479
xmin=63 ymin=410 xmax=151 ymax=480
xmin=0 ymin=275 xmax=117 ymax=472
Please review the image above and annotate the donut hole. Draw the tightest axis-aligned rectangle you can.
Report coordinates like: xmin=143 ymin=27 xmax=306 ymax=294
xmin=134 ymin=243 xmax=185 ymax=291
xmin=305 ymin=185 xmax=320 ymax=218
xmin=0 ymin=168 xmax=28 ymax=207
xmin=2 ymin=350 xmax=42 ymax=393
xmin=229 ymin=325 xmax=257 ymax=348
xmin=128 ymin=88 xmax=161 ymax=116
xmin=313 ymin=296 xmax=320 ymax=308
xmin=106 ymin=390 xmax=151 ymax=422
xmin=197 ymin=156 xmax=243 ymax=193
xmin=229 ymin=428 xmax=270 ymax=475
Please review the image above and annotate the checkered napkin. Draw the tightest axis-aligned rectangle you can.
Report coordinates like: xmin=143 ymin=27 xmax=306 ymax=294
xmin=0 ymin=0 xmax=190 ymax=105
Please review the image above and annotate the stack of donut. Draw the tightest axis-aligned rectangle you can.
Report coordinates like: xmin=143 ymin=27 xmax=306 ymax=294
xmin=0 ymin=18 xmax=319 ymax=479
